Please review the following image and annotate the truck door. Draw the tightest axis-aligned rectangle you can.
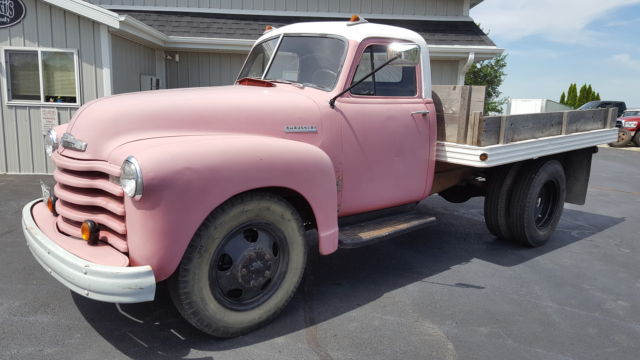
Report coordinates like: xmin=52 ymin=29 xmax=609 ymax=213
xmin=336 ymin=41 xmax=432 ymax=215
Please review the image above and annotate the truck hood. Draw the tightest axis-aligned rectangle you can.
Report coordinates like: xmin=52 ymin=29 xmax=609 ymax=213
xmin=60 ymin=85 xmax=324 ymax=161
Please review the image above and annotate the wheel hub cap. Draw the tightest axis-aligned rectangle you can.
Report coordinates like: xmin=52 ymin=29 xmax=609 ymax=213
xmin=238 ymin=250 xmax=274 ymax=288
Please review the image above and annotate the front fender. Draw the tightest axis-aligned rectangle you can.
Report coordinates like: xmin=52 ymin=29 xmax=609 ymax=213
xmin=109 ymin=135 xmax=339 ymax=281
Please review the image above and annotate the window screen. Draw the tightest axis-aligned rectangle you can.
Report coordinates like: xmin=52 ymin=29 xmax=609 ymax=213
xmin=42 ymin=51 xmax=77 ymax=103
xmin=7 ymin=51 xmax=40 ymax=101
xmin=351 ymin=45 xmax=417 ymax=97
xmin=5 ymin=49 xmax=78 ymax=104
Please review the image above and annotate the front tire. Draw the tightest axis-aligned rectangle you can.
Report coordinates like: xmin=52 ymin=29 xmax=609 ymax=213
xmin=169 ymin=192 xmax=307 ymax=338
xmin=508 ymin=160 xmax=566 ymax=247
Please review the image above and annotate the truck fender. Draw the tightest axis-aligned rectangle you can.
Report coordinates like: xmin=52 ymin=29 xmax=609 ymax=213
xmin=108 ymin=134 xmax=339 ymax=281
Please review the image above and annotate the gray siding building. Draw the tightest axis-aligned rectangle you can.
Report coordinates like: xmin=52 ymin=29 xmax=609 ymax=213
xmin=0 ymin=0 xmax=501 ymax=174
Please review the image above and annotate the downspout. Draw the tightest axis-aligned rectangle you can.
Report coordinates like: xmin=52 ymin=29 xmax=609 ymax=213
xmin=458 ymin=52 xmax=475 ymax=85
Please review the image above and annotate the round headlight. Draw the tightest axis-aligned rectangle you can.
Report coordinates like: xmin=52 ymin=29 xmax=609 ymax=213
xmin=119 ymin=156 xmax=143 ymax=199
xmin=45 ymin=129 xmax=58 ymax=157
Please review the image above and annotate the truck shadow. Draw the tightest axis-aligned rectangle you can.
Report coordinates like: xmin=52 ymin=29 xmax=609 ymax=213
xmin=72 ymin=197 xmax=624 ymax=359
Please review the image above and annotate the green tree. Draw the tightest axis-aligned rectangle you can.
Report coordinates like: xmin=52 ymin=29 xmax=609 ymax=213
xmin=464 ymin=54 xmax=508 ymax=114
xmin=578 ymin=84 xmax=588 ymax=106
xmin=560 ymin=83 xmax=601 ymax=108
xmin=566 ymin=83 xmax=578 ymax=108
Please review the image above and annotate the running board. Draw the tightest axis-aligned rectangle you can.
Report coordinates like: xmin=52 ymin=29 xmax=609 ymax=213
xmin=338 ymin=211 xmax=436 ymax=248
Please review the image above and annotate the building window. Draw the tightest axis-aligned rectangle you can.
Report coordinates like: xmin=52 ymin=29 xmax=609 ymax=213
xmin=4 ymin=48 xmax=79 ymax=105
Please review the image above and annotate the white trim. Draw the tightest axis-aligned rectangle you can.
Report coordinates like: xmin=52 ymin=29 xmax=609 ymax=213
xmin=2 ymin=47 xmax=82 ymax=107
xmin=40 ymin=0 xmax=120 ymax=28
xmin=435 ymin=128 xmax=618 ymax=168
xmin=100 ymin=5 xmax=475 ymax=22
xmin=165 ymin=36 xmax=254 ymax=52
xmin=428 ymin=45 xmax=503 ymax=60
xmin=100 ymin=24 xmax=113 ymax=96
xmin=22 ymin=199 xmax=156 ymax=303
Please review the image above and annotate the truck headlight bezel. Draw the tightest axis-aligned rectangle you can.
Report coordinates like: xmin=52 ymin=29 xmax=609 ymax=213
xmin=45 ymin=129 xmax=58 ymax=157
xmin=120 ymin=156 xmax=143 ymax=200
xmin=623 ymin=121 xmax=638 ymax=129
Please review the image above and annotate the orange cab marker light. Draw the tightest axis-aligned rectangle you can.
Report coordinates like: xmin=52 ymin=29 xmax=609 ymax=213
xmin=265 ymin=25 xmax=273 ymax=31
xmin=349 ymin=15 xmax=360 ymax=22
xmin=479 ymin=153 xmax=489 ymax=161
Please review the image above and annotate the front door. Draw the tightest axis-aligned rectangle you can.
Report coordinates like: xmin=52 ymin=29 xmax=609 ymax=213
xmin=336 ymin=40 xmax=431 ymax=215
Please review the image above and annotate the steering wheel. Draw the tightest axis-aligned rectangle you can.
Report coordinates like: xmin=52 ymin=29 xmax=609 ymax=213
xmin=311 ymin=69 xmax=338 ymax=89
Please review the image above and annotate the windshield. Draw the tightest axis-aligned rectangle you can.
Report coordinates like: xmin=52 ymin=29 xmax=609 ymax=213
xmin=623 ymin=111 xmax=640 ymax=117
xmin=578 ymin=101 xmax=600 ymax=110
xmin=238 ymin=35 xmax=347 ymax=91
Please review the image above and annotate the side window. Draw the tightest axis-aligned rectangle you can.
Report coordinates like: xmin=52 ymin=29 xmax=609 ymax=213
xmin=351 ymin=44 xmax=417 ymax=97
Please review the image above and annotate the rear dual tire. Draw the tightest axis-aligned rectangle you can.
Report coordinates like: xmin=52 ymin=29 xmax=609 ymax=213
xmin=484 ymin=160 xmax=566 ymax=247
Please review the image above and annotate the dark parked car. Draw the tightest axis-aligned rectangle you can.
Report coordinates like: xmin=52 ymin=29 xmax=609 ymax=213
xmin=578 ymin=101 xmax=627 ymax=117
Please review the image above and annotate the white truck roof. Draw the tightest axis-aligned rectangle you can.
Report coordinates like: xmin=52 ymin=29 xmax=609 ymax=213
xmin=255 ymin=20 xmax=432 ymax=97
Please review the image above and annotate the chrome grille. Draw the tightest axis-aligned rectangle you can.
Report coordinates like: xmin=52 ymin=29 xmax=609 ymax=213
xmin=51 ymin=152 xmax=128 ymax=253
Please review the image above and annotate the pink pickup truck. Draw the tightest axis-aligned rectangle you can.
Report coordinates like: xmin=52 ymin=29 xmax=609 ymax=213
xmin=22 ymin=19 xmax=618 ymax=337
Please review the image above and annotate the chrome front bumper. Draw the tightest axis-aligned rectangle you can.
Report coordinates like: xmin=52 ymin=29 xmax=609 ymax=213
xmin=22 ymin=199 xmax=156 ymax=303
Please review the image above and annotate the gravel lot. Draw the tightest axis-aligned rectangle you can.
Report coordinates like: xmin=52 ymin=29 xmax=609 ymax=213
xmin=1 ymin=147 xmax=639 ymax=360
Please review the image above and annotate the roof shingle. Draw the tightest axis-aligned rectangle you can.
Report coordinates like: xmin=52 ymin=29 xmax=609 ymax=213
xmin=119 ymin=11 xmax=496 ymax=47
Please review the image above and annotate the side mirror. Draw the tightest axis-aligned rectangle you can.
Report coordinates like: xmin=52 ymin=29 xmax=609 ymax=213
xmin=387 ymin=43 xmax=420 ymax=66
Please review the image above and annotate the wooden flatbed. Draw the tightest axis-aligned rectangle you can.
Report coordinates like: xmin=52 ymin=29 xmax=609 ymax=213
xmin=432 ymin=85 xmax=618 ymax=168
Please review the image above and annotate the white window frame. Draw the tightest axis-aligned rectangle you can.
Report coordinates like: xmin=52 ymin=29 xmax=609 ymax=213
xmin=1 ymin=47 xmax=81 ymax=107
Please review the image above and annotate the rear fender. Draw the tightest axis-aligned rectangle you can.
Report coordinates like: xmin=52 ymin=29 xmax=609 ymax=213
xmin=108 ymin=135 xmax=339 ymax=281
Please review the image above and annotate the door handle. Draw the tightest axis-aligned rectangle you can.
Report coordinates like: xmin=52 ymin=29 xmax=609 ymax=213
xmin=411 ymin=110 xmax=430 ymax=116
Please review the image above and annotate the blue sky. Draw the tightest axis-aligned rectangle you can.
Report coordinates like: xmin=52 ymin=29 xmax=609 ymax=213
xmin=472 ymin=0 xmax=640 ymax=108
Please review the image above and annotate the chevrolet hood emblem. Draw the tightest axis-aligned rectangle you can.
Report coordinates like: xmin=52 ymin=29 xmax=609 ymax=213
xmin=61 ymin=132 xmax=87 ymax=152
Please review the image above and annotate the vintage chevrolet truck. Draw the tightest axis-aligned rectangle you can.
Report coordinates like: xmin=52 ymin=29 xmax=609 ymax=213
xmin=22 ymin=18 xmax=618 ymax=337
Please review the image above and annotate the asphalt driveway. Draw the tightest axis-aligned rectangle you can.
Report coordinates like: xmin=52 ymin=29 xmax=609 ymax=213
xmin=1 ymin=147 xmax=639 ymax=360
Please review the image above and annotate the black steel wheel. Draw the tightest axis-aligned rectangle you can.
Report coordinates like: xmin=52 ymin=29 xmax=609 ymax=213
xmin=209 ymin=223 xmax=288 ymax=311
xmin=169 ymin=192 xmax=307 ymax=338
xmin=508 ymin=160 xmax=566 ymax=247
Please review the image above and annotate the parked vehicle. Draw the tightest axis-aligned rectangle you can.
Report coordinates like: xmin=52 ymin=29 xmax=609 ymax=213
xmin=22 ymin=19 xmax=618 ymax=338
xmin=578 ymin=100 xmax=627 ymax=117
xmin=506 ymin=99 xmax=571 ymax=114
xmin=610 ymin=109 xmax=640 ymax=147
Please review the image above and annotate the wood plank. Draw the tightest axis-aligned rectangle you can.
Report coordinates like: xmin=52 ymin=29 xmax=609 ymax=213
xmin=475 ymin=114 xmax=500 ymax=146
xmin=566 ymin=108 xmax=607 ymax=134
xmin=504 ymin=112 xmax=563 ymax=143
xmin=498 ymin=116 xmax=507 ymax=144
xmin=607 ymin=107 xmax=617 ymax=128
xmin=561 ymin=111 xmax=569 ymax=135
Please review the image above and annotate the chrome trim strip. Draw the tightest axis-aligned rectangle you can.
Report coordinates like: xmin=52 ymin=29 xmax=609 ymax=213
xmin=61 ymin=132 xmax=87 ymax=152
